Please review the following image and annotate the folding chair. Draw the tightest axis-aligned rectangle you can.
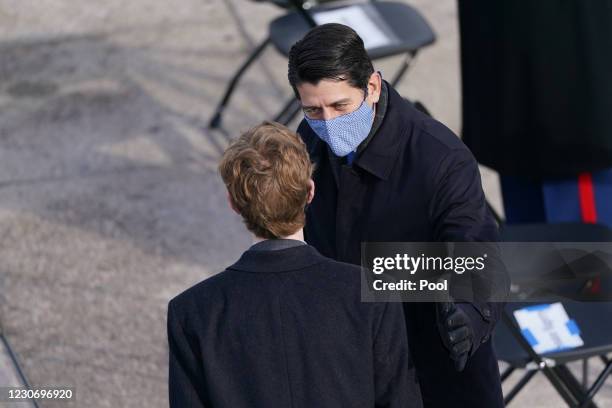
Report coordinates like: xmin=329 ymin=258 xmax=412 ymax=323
xmin=208 ymin=0 xmax=436 ymax=129
xmin=494 ymin=222 xmax=612 ymax=407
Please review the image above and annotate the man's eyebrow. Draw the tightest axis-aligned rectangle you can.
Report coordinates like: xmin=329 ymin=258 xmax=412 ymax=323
xmin=330 ymin=98 xmax=352 ymax=106
xmin=302 ymin=98 xmax=352 ymax=110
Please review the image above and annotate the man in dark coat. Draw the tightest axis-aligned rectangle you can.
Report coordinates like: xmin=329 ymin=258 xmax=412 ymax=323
xmin=458 ymin=0 xmax=612 ymax=226
xmin=168 ymin=122 xmax=423 ymax=407
xmin=289 ymin=24 xmax=509 ymax=407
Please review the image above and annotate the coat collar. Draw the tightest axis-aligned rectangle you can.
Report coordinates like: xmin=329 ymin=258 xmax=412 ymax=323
xmin=352 ymin=82 xmax=411 ymax=180
xmin=226 ymin=244 xmax=325 ymax=273
xmin=249 ymin=238 xmax=306 ymax=251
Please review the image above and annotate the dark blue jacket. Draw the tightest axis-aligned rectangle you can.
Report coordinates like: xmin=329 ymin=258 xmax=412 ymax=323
xmin=297 ymin=83 xmax=507 ymax=407
xmin=168 ymin=241 xmax=423 ymax=407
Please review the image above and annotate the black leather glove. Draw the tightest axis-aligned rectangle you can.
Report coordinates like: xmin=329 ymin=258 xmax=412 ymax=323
xmin=436 ymin=301 xmax=474 ymax=372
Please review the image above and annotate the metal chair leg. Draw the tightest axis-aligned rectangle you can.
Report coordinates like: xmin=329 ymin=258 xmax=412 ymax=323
xmin=209 ymin=37 xmax=271 ymax=129
xmin=501 ymin=311 xmax=586 ymax=407
xmin=503 ymin=370 xmax=537 ymax=405
xmin=1 ymin=334 xmax=40 ymax=408
xmin=500 ymin=365 xmax=516 ymax=383
xmin=274 ymin=97 xmax=299 ymax=123
xmin=579 ymin=360 xmax=612 ymax=408
xmin=390 ymin=51 xmax=416 ymax=87
xmin=549 ymin=366 xmax=599 ymax=408
xmin=276 ymin=98 xmax=302 ymax=125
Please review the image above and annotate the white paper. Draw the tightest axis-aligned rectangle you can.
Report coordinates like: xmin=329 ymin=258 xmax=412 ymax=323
xmin=313 ymin=6 xmax=393 ymax=50
xmin=513 ymin=302 xmax=584 ymax=354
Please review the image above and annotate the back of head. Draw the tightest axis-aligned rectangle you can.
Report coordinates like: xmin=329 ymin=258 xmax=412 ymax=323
xmin=288 ymin=23 xmax=374 ymax=97
xmin=218 ymin=121 xmax=314 ymax=239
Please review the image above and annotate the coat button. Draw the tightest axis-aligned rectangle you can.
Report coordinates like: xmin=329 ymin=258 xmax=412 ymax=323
xmin=481 ymin=334 xmax=490 ymax=344
xmin=483 ymin=308 xmax=491 ymax=318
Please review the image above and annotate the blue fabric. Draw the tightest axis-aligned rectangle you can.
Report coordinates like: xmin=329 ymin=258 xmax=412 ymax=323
xmin=346 ymin=151 xmax=356 ymax=165
xmin=304 ymin=100 xmax=374 ymax=157
xmin=592 ymin=169 xmax=612 ymax=226
xmin=500 ymin=169 xmax=612 ymax=227
xmin=542 ymin=178 xmax=581 ymax=223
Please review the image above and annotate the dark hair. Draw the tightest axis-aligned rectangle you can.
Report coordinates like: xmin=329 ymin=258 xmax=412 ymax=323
xmin=288 ymin=23 xmax=374 ymax=98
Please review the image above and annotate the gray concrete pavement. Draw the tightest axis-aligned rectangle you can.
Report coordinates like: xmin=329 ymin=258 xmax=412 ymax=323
xmin=0 ymin=334 xmax=35 ymax=408
xmin=0 ymin=0 xmax=609 ymax=407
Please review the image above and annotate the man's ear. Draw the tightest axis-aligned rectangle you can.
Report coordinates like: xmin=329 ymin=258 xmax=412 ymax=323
xmin=227 ymin=192 xmax=241 ymax=215
xmin=367 ymin=71 xmax=382 ymax=105
xmin=307 ymin=179 xmax=315 ymax=204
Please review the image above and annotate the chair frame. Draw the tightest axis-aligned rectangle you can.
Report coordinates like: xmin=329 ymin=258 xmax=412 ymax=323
xmin=488 ymin=204 xmax=612 ymax=407
xmin=208 ymin=0 xmax=421 ymax=129
xmin=500 ymin=309 xmax=612 ymax=407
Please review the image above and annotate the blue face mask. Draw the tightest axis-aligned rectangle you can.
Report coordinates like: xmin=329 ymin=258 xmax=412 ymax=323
xmin=304 ymin=99 xmax=374 ymax=157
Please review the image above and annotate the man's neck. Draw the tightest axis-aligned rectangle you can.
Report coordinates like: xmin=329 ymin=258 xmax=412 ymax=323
xmin=252 ymin=229 xmax=305 ymax=244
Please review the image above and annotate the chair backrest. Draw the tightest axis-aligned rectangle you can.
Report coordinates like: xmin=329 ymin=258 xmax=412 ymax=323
xmin=251 ymin=0 xmax=349 ymax=8
xmin=499 ymin=223 xmax=612 ymax=301
xmin=268 ymin=0 xmax=436 ymax=58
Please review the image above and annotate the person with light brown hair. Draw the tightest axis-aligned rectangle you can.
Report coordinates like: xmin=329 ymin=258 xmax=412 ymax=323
xmin=167 ymin=121 xmax=423 ymax=408
xmin=218 ymin=121 xmax=315 ymax=242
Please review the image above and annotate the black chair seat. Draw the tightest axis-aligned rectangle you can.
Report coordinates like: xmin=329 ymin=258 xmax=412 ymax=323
xmin=495 ymin=301 xmax=612 ymax=368
xmin=492 ymin=222 xmax=612 ymax=406
xmin=269 ymin=1 xmax=436 ymax=58
xmin=497 ymin=223 xmax=612 ymax=368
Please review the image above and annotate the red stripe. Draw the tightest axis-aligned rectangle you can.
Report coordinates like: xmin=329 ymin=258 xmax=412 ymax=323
xmin=578 ymin=172 xmax=598 ymax=224
xmin=590 ymin=277 xmax=601 ymax=295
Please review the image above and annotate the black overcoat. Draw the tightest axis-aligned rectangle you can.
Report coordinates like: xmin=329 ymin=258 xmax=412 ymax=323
xmin=297 ymin=83 xmax=506 ymax=407
xmin=168 ymin=242 xmax=423 ymax=407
